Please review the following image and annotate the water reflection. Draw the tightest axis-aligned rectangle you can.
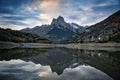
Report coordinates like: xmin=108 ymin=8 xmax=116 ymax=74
xmin=0 ymin=48 xmax=120 ymax=80
xmin=0 ymin=60 xmax=113 ymax=80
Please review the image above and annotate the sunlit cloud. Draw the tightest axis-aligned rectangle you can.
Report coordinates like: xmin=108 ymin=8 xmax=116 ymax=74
xmin=39 ymin=0 xmax=60 ymax=11
xmin=39 ymin=13 xmax=52 ymax=24
xmin=25 ymin=0 xmax=61 ymax=24
xmin=38 ymin=0 xmax=60 ymax=23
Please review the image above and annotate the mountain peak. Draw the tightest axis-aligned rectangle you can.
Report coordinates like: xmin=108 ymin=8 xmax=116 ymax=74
xmin=57 ymin=16 xmax=64 ymax=21
xmin=51 ymin=16 xmax=65 ymax=25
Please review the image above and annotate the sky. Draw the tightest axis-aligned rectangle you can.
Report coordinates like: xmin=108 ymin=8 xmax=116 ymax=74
xmin=0 ymin=0 xmax=120 ymax=30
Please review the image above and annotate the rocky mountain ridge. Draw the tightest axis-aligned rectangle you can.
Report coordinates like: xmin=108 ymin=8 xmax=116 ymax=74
xmin=21 ymin=16 xmax=86 ymax=43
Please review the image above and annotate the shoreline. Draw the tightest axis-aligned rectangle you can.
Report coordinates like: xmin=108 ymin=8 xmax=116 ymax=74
xmin=0 ymin=41 xmax=120 ymax=51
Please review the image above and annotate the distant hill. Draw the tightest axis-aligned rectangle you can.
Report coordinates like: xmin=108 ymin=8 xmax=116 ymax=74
xmin=0 ymin=28 xmax=51 ymax=43
xmin=72 ymin=10 xmax=120 ymax=43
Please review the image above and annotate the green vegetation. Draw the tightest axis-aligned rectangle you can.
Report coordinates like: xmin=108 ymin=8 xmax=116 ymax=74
xmin=0 ymin=28 xmax=51 ymax=43
xmin=98 ymin=32 xmax=120 ymax=43
xmin=110 ymin=32 xmax=120 ymax=42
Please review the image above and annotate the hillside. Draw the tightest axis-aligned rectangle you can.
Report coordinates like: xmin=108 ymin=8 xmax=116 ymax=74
xmin=0 ymin=28 xmax=51 ymax=43
xmin=73 ymin=10 xmax=120 ymax=43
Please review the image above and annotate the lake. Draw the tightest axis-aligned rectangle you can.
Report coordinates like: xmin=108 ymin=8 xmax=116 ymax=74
xmin=0 ymin=46 xmax=120 ymax=80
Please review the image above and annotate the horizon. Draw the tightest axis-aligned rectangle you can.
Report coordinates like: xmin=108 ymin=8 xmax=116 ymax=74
xmin=0 ymin=0 xmax=120 ymax=30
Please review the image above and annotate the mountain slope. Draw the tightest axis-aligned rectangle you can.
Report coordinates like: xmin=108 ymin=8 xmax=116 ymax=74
xmin=21 ymin=16 xmax=85 ymax=43
xmin=73 ymin=10 xmax=120 ymax=43
xmin=0 ymin=28 xmax=51 ymax=43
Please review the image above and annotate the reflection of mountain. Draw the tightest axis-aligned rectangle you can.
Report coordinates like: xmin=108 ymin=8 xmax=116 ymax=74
xmin=0 ymin=48 xmax=119 ymax=79
xmin=0 ymin=48 xmax=50 ymax=60
xmin=22 ymin=48 xmax=84 ymax=74
xmin=74 ymin=50 xmax=120 ymax=80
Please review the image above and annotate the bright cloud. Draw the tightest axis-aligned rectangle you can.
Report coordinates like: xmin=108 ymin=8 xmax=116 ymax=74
xmin=39 ymin=0 xmax=60 ymax=11
xmin=38 ymin=0 xmax=60 ymax=24
xmin=39 ymin=13 xmax=52 ymax=23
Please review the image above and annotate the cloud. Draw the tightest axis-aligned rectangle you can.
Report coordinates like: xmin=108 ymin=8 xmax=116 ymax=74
xmin=0 ymin=0 xmax=43 ymax=29
xmin=38 ymin=0 xmax=61 ymax=23
xmin=62 ymin=0 xmax=120 ymax=26
xmin=0 ymin=0 xmax=119 ymax=30
xmin=0 ymin=0 xmax=35 ymax=14
xmin=39 ymin=13 xmax=52 ymax=24
xmin=0 ymin=21 xmax=28 ymax=30
xmin=39 ymin=0 xmax=60 ymax=11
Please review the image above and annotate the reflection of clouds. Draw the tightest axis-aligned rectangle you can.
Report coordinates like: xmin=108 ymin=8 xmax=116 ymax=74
xmin=0 ymin=59 xmax=113 ymax=80
xmin=61 ymin=65 xmax=113 ymax=80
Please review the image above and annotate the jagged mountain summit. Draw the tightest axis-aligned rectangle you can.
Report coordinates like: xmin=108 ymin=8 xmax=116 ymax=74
xmin=73 ymin=10 xmax=120 ymax=42
xmin=21 ymin=16 xmax=86 ymax=43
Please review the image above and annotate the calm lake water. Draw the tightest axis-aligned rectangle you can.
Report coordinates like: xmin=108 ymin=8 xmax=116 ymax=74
xmin=0 ymin=47 xmax=120 ymax=80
